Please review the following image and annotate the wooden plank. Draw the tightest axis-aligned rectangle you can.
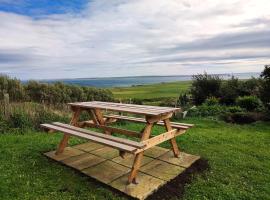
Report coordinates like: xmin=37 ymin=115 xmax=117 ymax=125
xmin=92 ymin=108 xmax=111 ymax=135
xmin=69 ymin=103 xmax=160 ymax=116
xmin=41 ymin=124 xmax=138 ymax=153
xmin=62 ymin=153 xmax=105 ymax=170
xmin=110 ymin=171 xmax=165 ymax=200
xmin=56 ymin=107 xmax=81 ymax=155
xmin=164 ymin=119 xmax=180 ymax=157
xmin=112 ymin=154 xmax=154 ymax=168
xmin=52 ymin=122 xmax=144 ymax=148
xmin=104 ymin=114 xmax=193 ymax=129
xmin=93 ymin=108 xmax=106 ymax=125
xmin=158 ymin=151 xmax=200 ymax=168
xmin=82 ymin=160 xmax=130 ymax=184
xmin=68 ymin=102 xmax=180 ymax=116
xmin=91 ymin=146 xmax=120 ymax=159
xmin=88 ymin=109 xmax=99 ymax=125
xmin=135 ymin=129 xmax=186 ymax=153
xmin=146 ymin=112 xmax=173 ymax=123
xmin=128 ymin=122 xmax=154 ymax=184
xmin=128 ymin=153 xmax=144 ymax=184
xmin=140 ymin=160 xmax=185 ymax=181
xmin=82 ymin=121 xmax=141 ymax=138
xmin=88 ymin=101 xmax=180 ymax=112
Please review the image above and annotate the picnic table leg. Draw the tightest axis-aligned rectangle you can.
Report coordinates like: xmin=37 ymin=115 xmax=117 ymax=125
xmin=164 ymin=118 xmax=180 ymax=157
xmin=87 ymin=109 xmax=99 ymax=125
xmin=128 ymin=122 xmax=153 ymax=184
xmin=55 ymin=108 xmax=81 ymax=155
xmin=90 ymin=108 xmax=111 ymax=135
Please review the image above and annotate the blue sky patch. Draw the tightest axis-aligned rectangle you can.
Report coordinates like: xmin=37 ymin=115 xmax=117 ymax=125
xmin=0 ymin=0 xmax=89 ymax=16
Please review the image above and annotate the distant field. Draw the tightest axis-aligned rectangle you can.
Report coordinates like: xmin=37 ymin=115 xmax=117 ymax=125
xmin=111 ymin=81 xmax=191 ymax=100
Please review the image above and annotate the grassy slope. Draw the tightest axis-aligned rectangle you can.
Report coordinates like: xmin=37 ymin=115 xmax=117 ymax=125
xmin=111 ymin=81 xmax=191 ymax=100
xmin=1 ymin=118 xmax=269 ymax=200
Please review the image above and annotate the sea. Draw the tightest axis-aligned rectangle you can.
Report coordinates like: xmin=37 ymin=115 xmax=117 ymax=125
xmin=37 ymin=72 xmax=259 ymax=88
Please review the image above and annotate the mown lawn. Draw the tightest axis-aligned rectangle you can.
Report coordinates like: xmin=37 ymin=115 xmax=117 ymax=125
xmin=0 ymin=118 xmax=269 ymax=200
xmin=111 ymin=81 xmax=191 ymax=100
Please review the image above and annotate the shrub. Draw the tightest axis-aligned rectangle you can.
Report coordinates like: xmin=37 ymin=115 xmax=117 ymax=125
xmin=9 ymin=110 xmax=33 ymax=131
xmin=0 ymin=75 xmax=114 ymax=105
xmin=220 ymin=76 xmax=240 ymax=105
xmin=226 ymin=106 xmax=244 ymax=113
xmin=190 ymin=73 xmax=222 ymax=105
xmin=188 ymin=104 xmax=225 ymax=117
xmin=260 ymin=65 xmax=270 ymax=80
xmin=236 ymin=96 xmax=263 ymax=111
xmin=204 ymin=97 xmax=219 ymax=106
xmin=259 ymin=65 xmax=270 ymax=110
xmin=33 ymin=106 xmax=69 ymax=129
xmin=132 ymin=98 xmax=143 ymax=105
xmin=188 ymin=104 xmax=245 ymax=118
xmin=177 ymin=93 xmax=190 ymax=107
xmin=0 ymin=114 xmax=9 ymax=133
xmin=239 ymin=77 xmax=260 ymax=96
xmin=159 ymin=98 xmax=177 ymax=107
xmin=221 ymin=112 xmax=270 ymax=124
xmin=221 ymin=112 xmax=258 ymax=124
xmin=0 ymin=102 xmax=70 ymax=133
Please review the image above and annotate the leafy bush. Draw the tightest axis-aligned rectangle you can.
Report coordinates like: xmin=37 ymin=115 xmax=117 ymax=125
xmin=204 ymin=97 xmax=219 ymax=106
xmin=259 ymin=65 xmax=270 ymax=110
xmin=239 ymin=77 xmax=260 ymax=96
xmin=177 ymin=93 xmax=190 ymax=107
xmin=0 ymin=75 xmax=114 ymax=105
xmin=188 ymin=104 xmax=225 ymax=117
xmin=236 ymin=96 xmax=263 ymax=111
xmin=226 ymin=106 xmax=244 ymax=113
xmin=0 ymin=75 xmax=26 ymax=101
xmin=131 ymin=98 xmax=143 ymax=105
xmin=222 ymin=109 xmax=270 ymax=124
xmin=0 ymin=115 xmax=9 ymax=133
xmin=220 ymin=76 xmax=240 ymax=105
xmin=188 ymin=104 xmax=245 ymax=118
xmin=9 ymin=110 xmax=33 ymax=131
xmin=190 ymin=73 xmax=222 ymax=105
xmin=159 ymin=98 xmax=177 ymax=107
xmin=33 ymin=106 xmax=69 ymax=129
xmin=221 ymin=112 xmax=259 ymax=124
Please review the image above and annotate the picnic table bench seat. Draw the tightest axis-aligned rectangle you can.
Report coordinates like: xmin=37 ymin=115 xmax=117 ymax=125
xmin=41 ymin=122 xmax=145 ymax=154
xmin=103 ymin=114 xmax=194 ymax=129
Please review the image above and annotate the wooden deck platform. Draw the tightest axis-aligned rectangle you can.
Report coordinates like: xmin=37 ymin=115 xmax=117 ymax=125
xmin=44 ymin=142 xmax=200 ymax=200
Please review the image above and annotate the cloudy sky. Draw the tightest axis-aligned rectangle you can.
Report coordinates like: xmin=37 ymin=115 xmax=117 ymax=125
xmin=0 ymin=0 xmax=269 ymax=80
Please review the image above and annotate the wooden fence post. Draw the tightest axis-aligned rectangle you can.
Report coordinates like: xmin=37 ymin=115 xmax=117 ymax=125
xmin=4 ymin=93 xmax=9 ymax=117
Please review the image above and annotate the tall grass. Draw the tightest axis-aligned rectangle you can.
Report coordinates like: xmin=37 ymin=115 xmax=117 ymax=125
xmin=0 ymin=102 xmax=70 ymax=133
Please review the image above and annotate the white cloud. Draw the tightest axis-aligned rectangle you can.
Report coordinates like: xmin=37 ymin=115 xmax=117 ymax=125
xmin=0 ymin=0 xmax=270 ymax=79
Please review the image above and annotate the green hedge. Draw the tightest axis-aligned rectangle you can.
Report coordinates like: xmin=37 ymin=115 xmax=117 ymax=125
xmin=0 ymin=75 xmax=114 ymax=104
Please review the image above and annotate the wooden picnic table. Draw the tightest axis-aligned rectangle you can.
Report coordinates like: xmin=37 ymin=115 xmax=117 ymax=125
xmin=41 ymin=101 xmax=193 ymax=184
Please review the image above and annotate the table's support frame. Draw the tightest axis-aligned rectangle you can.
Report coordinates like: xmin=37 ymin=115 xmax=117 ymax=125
xmin=56 ymin=107 xmax=81 ymax=155
xmin=55 ymin=105 xmax=182 ymax=184
xmin=128 ymin=122 xmax=154 ymax=184
xmin=164 ymin=118 xmax=180 ymax=157
xmin=91 ymin=108 xmax=112 ymax=135
xmin=127 ymin=115 xmax=181 ymax=184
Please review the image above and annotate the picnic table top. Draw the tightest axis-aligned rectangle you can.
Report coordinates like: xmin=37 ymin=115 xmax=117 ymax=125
xmin=68 ymin=101 xmax=181 ymax=116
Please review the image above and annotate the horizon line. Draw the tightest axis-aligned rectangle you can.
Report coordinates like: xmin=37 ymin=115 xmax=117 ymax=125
xmin=20 ymin=71 xmax=261 ymax=81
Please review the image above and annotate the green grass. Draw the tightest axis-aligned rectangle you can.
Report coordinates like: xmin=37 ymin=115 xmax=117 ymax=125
xmin=1 ymin=118 xmax=270 ymax=200
xmin=111 ymin=81 xmax=191 ymax=100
